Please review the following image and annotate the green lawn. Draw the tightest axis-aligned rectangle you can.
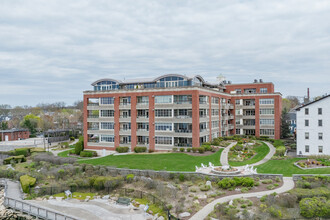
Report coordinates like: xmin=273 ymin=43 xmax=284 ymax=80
xmin=57 ymin=150 xmax=71 ymax=157
xmin=256 ymin=158 xmax=330 ymax=177
xmin=229 ymin=142 xmax=270 ymax=167
xmin=78 ymin=149 xmax=223 ymax=171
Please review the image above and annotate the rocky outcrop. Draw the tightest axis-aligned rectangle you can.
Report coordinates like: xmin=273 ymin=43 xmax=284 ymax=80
xmin=0 ymin=187 xmax=35 ymax=220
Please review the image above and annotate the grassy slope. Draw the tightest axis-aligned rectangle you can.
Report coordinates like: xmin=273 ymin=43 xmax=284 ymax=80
xmin=228 ymin=142 xmax=270 ymax=166
xmin=256 ymin=158 xmax=330 ymax=177
xmin=78 ymin=149 xmax=223 ymax=171
xmin=57 ymin=150 xmax=71 ymax=157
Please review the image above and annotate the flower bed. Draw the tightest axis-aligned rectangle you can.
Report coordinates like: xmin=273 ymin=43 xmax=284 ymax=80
xmin=228 ymin=143 xmax=256 ymax=162
xmin=295 ymin=159 xmax=330 ymax=169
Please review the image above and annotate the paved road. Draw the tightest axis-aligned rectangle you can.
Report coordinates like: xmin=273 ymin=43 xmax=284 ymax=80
xmin=190 ymin=177 xmax=295 ymax=220
xmin=219 ymin=142 xmax=237 ymax=166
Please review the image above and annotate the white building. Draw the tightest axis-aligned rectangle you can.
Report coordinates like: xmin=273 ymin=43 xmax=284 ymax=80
xmin=296 ymin=94 xmax=330 ymax=156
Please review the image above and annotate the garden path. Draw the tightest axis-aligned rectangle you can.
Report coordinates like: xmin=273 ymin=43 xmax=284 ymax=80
xmin=220 ymin=141 xmax=276 ymax=167
xmin=219 ymin=142 xmax=237 ymax=166
xmin=190 ymin=177 xmax=294 ymax=220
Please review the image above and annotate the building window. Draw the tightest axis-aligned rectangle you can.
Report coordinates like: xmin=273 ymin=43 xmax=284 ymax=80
xmin=155 ymin=95 xmax=172 ymax=104
xmin=235 ymin=109 xmax=241 ymax=115
xmin=100 ymin=122 xmax=114 ymax=130
xmin=235 ymin=99 xmax=240 ymax=105
xmin=137 ymin=96 xmax=149 ymax=105
xmin=318 ymin=120 xmax=322 ymax=127
xmin=319 ymin=133 xmax=323 ymax=140
xmin=174 ymin=95 xmax=192 ymax=104
xmin=260 ymin=108 xmax=274 ymax=115
xmin=318 ymin=108 xmax=322 ymax=115
xmin=318 ymin=146 xmax=323 ymax=153
xmin=100 ymin=110 xmax=114 ymax=117
xmin=305 ymin=132 xmax=309 ymax=139
xmin=260 ymin=88 xmax=268 ymax=94
xmin=211 ymin=97 xmax=219 ymax=104
xmin=259 ymin=99 xmax=274 ymax=105
xmin=199 ymin=96 xmax=208 ymax=104
xmin=260 ymin=129 xmax=274 ymax=136
xmin=155 ymin=136 xmax=172 ymax=145
xmin=260 ymin=119 xmax=274 ymax=125
xmin=100 ymin=97 xmax=114 ymax=105
xmin=305 ymin=120 xmax=309 ymax=126
xmin=244 ymin=88 xmax=256 ymax=94
xmin=101 ymin=135 xmax=114 ymax=143
xmin=155 ymin=123 xmax=172 ymax=131
xmin=155 ymin=109 xmax=172 ymax=117
xmin=305 ymin=145 xmax=309 ymax=153
xmin=236 ymin=129 xmax=241 ymax=134
xmin=235 ymin=89 xmax=241 ymax=94
xmin=305 ymin=108 xmax=309 ymax=115
xmin=235 ymin=119 xmax=241 ymax=125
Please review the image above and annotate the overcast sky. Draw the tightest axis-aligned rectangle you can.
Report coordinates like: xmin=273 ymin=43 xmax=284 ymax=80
xmin=1 ymin=0 xmax=329 ymax=106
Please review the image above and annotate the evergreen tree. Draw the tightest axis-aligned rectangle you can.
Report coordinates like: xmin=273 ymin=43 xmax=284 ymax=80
xmin=280 ymin=108 xmax=291 ymax=139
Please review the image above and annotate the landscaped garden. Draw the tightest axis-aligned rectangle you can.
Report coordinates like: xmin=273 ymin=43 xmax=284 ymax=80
xmin=228 ymin=141 xmax=270 ymax=166
xmin=207 ymin=175 xmax=330 ymax=220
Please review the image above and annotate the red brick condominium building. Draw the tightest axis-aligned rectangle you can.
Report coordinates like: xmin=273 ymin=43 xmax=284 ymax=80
xmin=83 ymin=74 xmax=282 ymax=151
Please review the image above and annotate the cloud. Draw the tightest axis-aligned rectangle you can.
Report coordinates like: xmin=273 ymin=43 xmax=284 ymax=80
xmin=0 ymin=0 xmax=330 ymax=106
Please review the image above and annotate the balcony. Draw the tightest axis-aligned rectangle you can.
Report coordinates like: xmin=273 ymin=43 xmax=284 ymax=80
xmin=87 ymin=115 xmax=99 ymax=118
xmin=174 ymin=130 xmax=192 ymax=133
xmin=88 ymin=127 xmax=99 ymax=131
xmin=87 ymin=103 xmax=99 ymax=106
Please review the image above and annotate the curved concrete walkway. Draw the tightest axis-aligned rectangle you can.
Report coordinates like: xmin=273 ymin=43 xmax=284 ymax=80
xmin=220 ymin=142 xmax=237 ymax=166
xmin=220 ymin=141 xmax=276 ymax=167
xmin=190 ymin=177 xmax=295 ymax=220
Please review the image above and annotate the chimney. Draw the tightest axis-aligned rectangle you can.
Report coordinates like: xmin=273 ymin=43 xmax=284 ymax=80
xmin=254 ymin=79 xmax=258 ymax=83
xmin=228 ymin=81 xmax=232 ymax=84
xmin=307 ymin=88 xmax=310 ymax=101
xmin=259 ymin=79 xmax=263 ymax=83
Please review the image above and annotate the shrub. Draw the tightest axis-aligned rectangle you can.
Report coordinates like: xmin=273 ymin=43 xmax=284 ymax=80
xmin=61 ymin=142 xmax=69 ymax=148
xmin=80 ymin=150 xmax=97 ymax=157
xmin=211 ymin=138 xmax=220 ymax=146
xmin=134 ymin=147 xmax=147 ymax=153
xmin=275 ymin=146 xmax=286 ymax=156
xmin=30 ymin=147 xmax=45 ymax=153
xmin=273 ymin=140 xmax=284 ymax=148
xmin=240 ymin=177 xmax=255 ymax=187
xmin=148 ymin=149 xmax=154 ymax=153
xmin=187 ymin=148 xmax=191 ymax=152
xmin=260 ymin=195 xmax=267 ymax=202
xmin=20 ymin=175 xmax=36 ymax=193
xmin=74 ymin=140 xmax=84 ymax=155
xmin=192 ymin=148 xmax=198 ymax=153
xmin=275 ymin=176 xmax=281 ymax=182
xmin=200 ymin=185 xmax=211 ymax=191
xmin=70 ymin=136 xmax=75 ymax=141
xmin=290 ymin=187 xmax=330 ymax=200
xmin=172 ymin=148 xmax=178 ymax=152
xmin=126 ymin=174 xmax=134 ymax=183
xmin=261 ymin=179 xmax=273 ymax=184
xmin=33 ymin=153 xmax=76 ymax=165
xmin=179 ymin=174 xmax=185 ymax=182
xmin=268 ymin=206 xmax=282 ymax=218
xmin=241 ymin=187 xmax=248 ymax=193
xmin=180 ymin=148 xmax=185 ymax=152
xmin=198 ymin=147 xmax=205 ymax=154
xmin=218 ymin=178 xmax=236 ymax=189
xmin=190 ymin=188 xmax=197 ymax=192
xmin=267 ymin=184 xmax=275 ymax=190
xmin=4 ymin=155 xmax=26 ymax=164
xmin=115 ymin=146 xmax=129 ymax=153
xmin=203 ymin=145 xmax=212 ymax=151
xmin=14 ymin=148 xmax=30 ymax=157
xmin=299 ymin=197 xmax=330 ymax=218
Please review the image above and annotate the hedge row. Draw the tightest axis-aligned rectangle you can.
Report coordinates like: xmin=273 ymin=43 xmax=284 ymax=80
xmin=3 ymin=155 xmax=26 ymax=164
xmin=80 ymin=150 xmax=97 ymax=157
xmin=134 ymin=147 xmax=147 ymax=153
xmin=116 ymin=147 xmax=129 ymax=153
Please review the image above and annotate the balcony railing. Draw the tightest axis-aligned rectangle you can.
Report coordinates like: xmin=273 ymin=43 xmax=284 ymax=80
xmin=137 ymin=102 xmax=149 ymax=105
xmin=87 ymin=115 xmax=99 ymax=118
xmin=87 ymin=103 xmax=99 ymax=106
xmin=120 ymin=102 xmax=131 ymax=106
xmin=175 ymin=115 xmax=192 ymax=119
xmin=174 ymin=101 xmax=192 ymax=104
xmin=88 ymin=127 xmax=99 ymax=130
xmin=137 ymin=129 xmax=149 ymax=132
xmin=120 ymin=141 xmax=131 ymax=144
xmin=174 ymin=130 xmax=192 ymax=133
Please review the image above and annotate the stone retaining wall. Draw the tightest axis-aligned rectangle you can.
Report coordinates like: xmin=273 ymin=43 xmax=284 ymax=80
xmin=292 ymin=174 xmax=330 ymax=181
xmin=103 ymin=166 xmax=282 ymax=181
